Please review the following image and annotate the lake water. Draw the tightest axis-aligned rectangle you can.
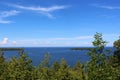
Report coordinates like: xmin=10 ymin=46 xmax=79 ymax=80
xmin=3 ymin=47 xmax=113 ymax=66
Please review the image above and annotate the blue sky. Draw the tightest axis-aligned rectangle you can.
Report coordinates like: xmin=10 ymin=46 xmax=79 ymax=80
xmin=0 ymin=0 xmax=120 ymax=47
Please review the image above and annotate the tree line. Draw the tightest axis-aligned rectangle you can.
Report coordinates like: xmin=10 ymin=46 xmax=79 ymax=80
xmin=0 ymin=33 xmax=120 ymax=80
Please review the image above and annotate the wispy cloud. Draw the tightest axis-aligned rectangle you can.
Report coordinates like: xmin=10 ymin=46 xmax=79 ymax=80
xmin=8 ymin=4 xmax=69 ymax=18
xmin=0 ymin=20 xmax=11 ymax=24
xmin=91 ymin=4 xmax=120 ymax=10
xmin=0 ymin=10 xmax=20 ymax=24
xmin=0 ymin=10 xmax=20 ymax=17
xmin=39 ymin=12 xmax=55 ymax=18
xmin=100 ymin=14 xmax=117 ymax=19
xmin=11 ymin=4 xmax=67 ymax=12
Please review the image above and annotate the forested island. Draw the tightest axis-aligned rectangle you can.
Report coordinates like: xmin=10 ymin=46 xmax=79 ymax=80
xmin=70 ymin=47 xmax=94 ymax=51
xmin=0 ymin=33 xmax=120 ymax=80
xmin=0 ymin=48 xmax=24 ymax=56
xmin=0 ymin=48 xmax=23 ymax=51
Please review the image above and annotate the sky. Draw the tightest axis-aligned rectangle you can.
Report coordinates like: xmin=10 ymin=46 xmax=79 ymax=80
xmin=0 ymin=0 xmax=120 ymax=47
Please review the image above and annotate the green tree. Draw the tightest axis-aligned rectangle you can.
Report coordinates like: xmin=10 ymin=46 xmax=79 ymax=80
xmin=0 ymin=51 xmax=8 ymax=79
xmin=39 ymin=52 xmax=51 ymax=68
xmin=4 ymin=52 xmax=32 ymax=80
xmin=52 ymin=61 xmax=60 ymax=72
xmin=86 ymin=33 xmax=119 ymax=80
xmin=113 ymin=36 xmax=120 ymax=80
xmin=114 ymin=36 xmax=120 ymax=64
xmin=73 ymin=61 xmax=85 ymax=80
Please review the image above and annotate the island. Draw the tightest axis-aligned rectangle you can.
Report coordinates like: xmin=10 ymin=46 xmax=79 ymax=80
xmin=0 ymin=48 xmax=24 ymax=56
xmin=70 ymin=47 xmax=94 ymax=51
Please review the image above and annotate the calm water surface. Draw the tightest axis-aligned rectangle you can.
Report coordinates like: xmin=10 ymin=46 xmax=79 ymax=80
xmin=4 ymin=47 xmax=112 ymax=66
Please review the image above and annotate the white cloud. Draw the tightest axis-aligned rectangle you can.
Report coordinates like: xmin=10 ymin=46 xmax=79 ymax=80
xmin=39 ymin=12 xmax=55 ymax=18
xmin=0 ymin=38 xmax=9 ymax=45
xmin=0 ymin=38 xmax=18 ymax=46
xmin=0 ymin=10 xmax=20 ymax=24
xmin=91 ymin=4 xmax=120 ymax=10
xmin=9 ymin=4 xmax=68 ymax=18
xmin=0 ymin=10 xmax=20 ymax=18
xmin=99 ymin=6 xmax=120 ymax=10
xmin=11 ymin=4 xmax=67 ymax=12
xmin=12 ymin=41 xmax=17 ymax=45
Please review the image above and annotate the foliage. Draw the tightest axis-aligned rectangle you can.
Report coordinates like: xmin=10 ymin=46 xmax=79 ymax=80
xmin=114 ymin=36 xmax=120 ymax=63
xmin=0 ymin=52 xmax=32 ymax=80
xmin=87 ymin=32 xmax=120 ymax=80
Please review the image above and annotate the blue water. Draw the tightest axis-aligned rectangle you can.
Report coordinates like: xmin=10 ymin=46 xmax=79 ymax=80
xmin=3 ymin=47 xmax=113 ymax=66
